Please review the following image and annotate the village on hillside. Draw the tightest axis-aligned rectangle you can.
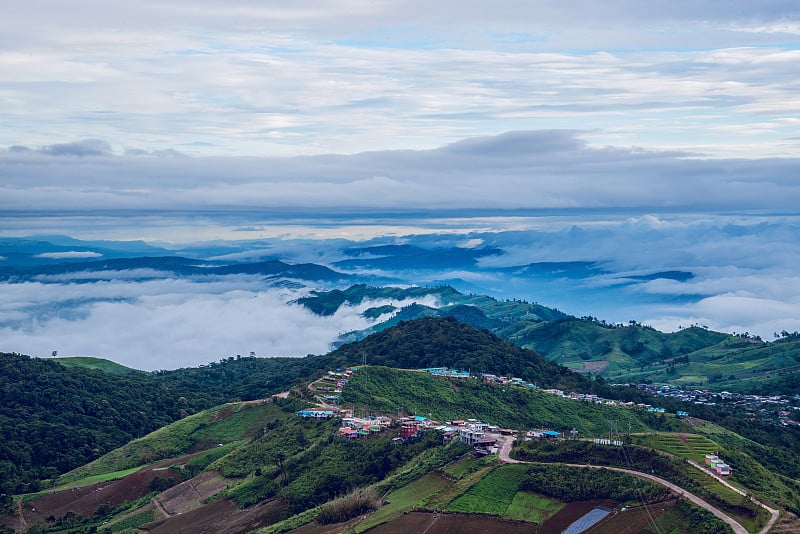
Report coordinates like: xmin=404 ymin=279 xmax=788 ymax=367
xmin=291 ymin=365 xmax=741 ymax=474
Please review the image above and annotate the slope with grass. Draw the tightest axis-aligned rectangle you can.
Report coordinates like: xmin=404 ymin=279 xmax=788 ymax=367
xmin=342 ymin=366 xmax=684 ymax=435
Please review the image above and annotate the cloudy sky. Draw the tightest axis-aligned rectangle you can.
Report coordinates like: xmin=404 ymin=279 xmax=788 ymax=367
xmin=2 ymin=0 xmax=799 ymax=159
xmin=1 ymin=1 xmax=800 ymax=368
xmin=2 ymin=1 xmax=799 ymax=214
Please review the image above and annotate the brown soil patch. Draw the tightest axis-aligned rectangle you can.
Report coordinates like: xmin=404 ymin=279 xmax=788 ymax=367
xmin=288 ymin=515 xmax=366 ymax=534
xmin=592 ymin=500 xmax=674 ymax=534
xmin=210 ymin=405 xmax=235 ymax=423
xmin=13 ymin=466 xmax=183 ymax=528
xmin=144 ymin=498 xmax=288 ymax=534
xmin=771 ymin=509 xmax=800 ymax=533
xmin=156 ymin=471 xmax=228 ymax=516
xmin=367 ymin=512 xmax=537 ymax=534
xmin=582 ymin=360 xmax=610 ymax=373
xmin=540 ymin=500 xmax=616 ymax=533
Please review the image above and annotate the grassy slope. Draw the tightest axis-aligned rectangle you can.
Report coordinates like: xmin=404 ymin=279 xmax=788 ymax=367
xmin=58 ymin=401 xmax=291 ymax=485
xmin=342 ymin=366 xmax=687 ymax=435
xmin=54 ymin=356 xmax=141 ymax=375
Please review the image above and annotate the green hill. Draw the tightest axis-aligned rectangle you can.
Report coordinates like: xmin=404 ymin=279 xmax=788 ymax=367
xmin=5 ymin=363 xmax=791 ymax=534
xmin=342 ymin=366 xmax=676 ymax=435
xmin=301 ymin=284 xmax=800 ymax=392
xmin=5 ymin=315 xmax=800 ymax=533
xmin=54 ymin=356 xmax=141 ymax=376
xmin=0 ymin=352 xmax=335 ymax=497
xmin=327 ymin=316 xmax=598 ymax=394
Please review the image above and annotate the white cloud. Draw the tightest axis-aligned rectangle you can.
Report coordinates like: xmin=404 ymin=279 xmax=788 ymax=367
xmin=1 ymin=2 xmax=799 ymax=157
xmin=0 ymin=274 xmax=446 ymax=370
xmin=34 ymin=251 xmax=104 ymax=259
xmin=2 ymin=131 xmax=799 ymax=214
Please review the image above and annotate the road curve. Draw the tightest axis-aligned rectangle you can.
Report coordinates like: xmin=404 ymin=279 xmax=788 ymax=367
xmin=497 ymin=436 xmax=749 ymax=534
xmin=687 ymin=460 xmax=780 ymax=534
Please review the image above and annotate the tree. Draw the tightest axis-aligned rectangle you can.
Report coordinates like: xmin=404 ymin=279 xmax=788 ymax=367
xmin=275 ymin=451 xmax=288 ymax=486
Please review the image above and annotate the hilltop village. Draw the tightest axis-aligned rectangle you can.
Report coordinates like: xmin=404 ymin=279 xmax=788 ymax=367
xmin=296 ymin=366 xmax=743 ymax=475
xmin=296 ymin=367 xmax=730 ymax=460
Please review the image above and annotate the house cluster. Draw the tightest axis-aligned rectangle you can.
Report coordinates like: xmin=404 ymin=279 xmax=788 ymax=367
xmin=421 ymin=368 xmax=539 ymax=390
xmin=625 ymin=383 xmax=800 ymax=426
xmin=705 ymin=454 xmax=732 ymax=476
xmin=437 ymin=419 xmax=504 ymax=456
xmin=480 ymin=373 xmax=537 ymax=390
xmin=421 ymin=367 xmax=471 ymax=379
xmin=526 ymin=429 xmax=562 ymax=439
xmin=296 ymin=409 xmax=338 ymax=419
xmin=338 ymin=415 xmax=393 ymax=439
xmin=310 ymin=367 xmax=358 ymax=396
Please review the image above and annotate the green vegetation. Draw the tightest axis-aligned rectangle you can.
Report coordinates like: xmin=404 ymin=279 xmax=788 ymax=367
xmin=448 ymin=464 xmax=528 ymax=514
xmin=343 ymin=366 xmax=678 ymax=434
xmin=0 ymin=352 xmax=195 ymax=495
xmin=54 ymin=356 xmax=140 ymax=375
xmin=61 ymin=401 xmax=290 ymax=485
xmin=671 ymin=497 xmax=732 ymax=534
xmin=4 ymin=312 xmax=800 ymax=534
xmin=504 ymin=491 xmax=563 ymax=523
xmin=513 ymin=439 xmax=769 ymax=530
xmin=49 ymin=466 xmax=144 ymax=493
xmin=105 ymin=508 xmax=155 ymax=532
xmin=631 ymin=433 xmax=720 ymax=463
xmin=316 ymin=489 xmax=379 ymax=524
xmin=355 ymin=473 xmax=449 ymax=531
xmin=226 ymin=474 xmax=279 ymax=507
xmin=330 ymin=316 xmax=600 ymax=394
xmin=517 ymin=463 xmax=667 ymax=503
xmin=301 ymin=285 xmax=800 ymax=393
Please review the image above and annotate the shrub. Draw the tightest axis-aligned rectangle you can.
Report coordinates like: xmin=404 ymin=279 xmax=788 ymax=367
xmin=316 ymin=489 xmax=378 ymax=525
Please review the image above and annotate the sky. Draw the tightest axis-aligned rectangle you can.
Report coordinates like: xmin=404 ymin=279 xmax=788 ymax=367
xmin=2 ymin=1 xmax=799 ymax=158
xmin=1 ymin=1 xmax=800 ymax=369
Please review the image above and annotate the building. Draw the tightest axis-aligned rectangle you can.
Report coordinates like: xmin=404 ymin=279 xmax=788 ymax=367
xmin=459 ymin=426 xmax=485 ymax=445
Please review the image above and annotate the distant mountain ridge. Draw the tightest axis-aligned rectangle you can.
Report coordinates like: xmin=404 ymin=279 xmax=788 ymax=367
xmin=298 ymin=284 xmax=800 ymax=393
xmin=0 ymin=255 xmax=348 ymax=282
xmin=2 ymin=235 xmax=798 ymax=392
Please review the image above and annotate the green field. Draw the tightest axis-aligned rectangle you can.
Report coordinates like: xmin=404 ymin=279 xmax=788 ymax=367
xmin=55 ymin=356 xmax=140 ymax=375
xmin=632 ymin=433 xmax=720 ymax=463
xmin=504 ymin=491 xmax=563 ymax=523
xmin=447 ymin=464 xmax=528 ymax=515
xmin=58 ymin=401 xmax=288 ymax=484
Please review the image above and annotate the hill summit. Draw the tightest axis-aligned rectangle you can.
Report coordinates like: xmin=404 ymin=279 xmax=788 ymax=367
xmin=326 ymin=316 xmax=595 ymax=393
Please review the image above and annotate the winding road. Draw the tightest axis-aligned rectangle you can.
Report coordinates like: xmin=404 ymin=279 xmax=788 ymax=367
xmin=497 ymin=436 xmax=763 ymax=534
xmin=686 ymin=460 xmax=780 ymax=534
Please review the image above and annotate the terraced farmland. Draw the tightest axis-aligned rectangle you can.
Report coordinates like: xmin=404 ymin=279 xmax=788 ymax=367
xmin=633 ymin=433 xmax=720 ymax=463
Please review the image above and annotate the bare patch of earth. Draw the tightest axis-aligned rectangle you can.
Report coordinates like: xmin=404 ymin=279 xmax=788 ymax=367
xmin=8 ymin=466 xmax=183 ymax=528
xmin=155 ymin=471 xmax=227 ymax=517
xmin=581 ymin=360 xmax=610 ymax=373
xmin=366 ymin=512 xmax=538 ymax=533
xmin=145 ymin=498 xmax=287 ymax=534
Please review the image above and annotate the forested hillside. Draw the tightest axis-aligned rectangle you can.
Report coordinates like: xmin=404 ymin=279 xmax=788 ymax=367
xmin=0 ymin=353 xmax=330 ymax=496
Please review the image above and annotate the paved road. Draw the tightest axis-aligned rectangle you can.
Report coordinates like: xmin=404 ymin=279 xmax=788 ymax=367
xmin=497 ymin=436 xmax=749 ymax=534
xmin=687 ymin=460 xmax=780 ymax=534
